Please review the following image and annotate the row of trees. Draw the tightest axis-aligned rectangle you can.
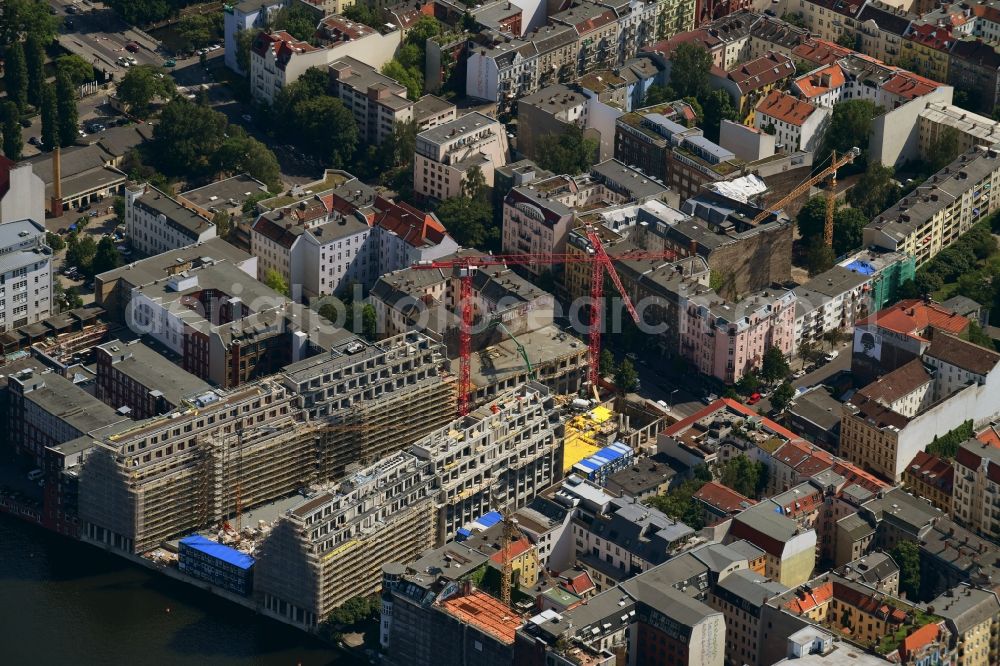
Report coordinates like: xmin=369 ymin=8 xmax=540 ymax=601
xmin=598 ymin=350 xmax=640 ymax=393
xmin=380 ymin=16 xmax=443 ymax=100
xmin=0 ymin=0 xmax=58 ymax=52
xmin=900 ymin=222 xmax=997 ymax=297
xmin=65 ymin=233 xmax=123 ymax=279
xmin=106 ymin=0 xmax=196 ymax=26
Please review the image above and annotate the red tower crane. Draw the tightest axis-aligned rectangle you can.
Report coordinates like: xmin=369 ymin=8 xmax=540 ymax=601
xmin=414 ymin=231 xmax=677 ymax=416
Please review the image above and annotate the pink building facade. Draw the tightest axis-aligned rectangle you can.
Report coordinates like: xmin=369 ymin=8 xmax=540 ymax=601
xmin=680 ymin=289 xmax=796 ymax=383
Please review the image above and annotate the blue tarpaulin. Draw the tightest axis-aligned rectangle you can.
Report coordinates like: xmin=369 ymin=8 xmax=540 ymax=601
xmin=180 ymin=534 xmax=255 ymax=570
xmin=844 ymin=260 xmax=876 ymax=276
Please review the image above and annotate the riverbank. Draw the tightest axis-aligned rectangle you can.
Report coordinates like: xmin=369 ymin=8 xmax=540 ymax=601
xmin=0 ymin=514 xmax=361 ymax=665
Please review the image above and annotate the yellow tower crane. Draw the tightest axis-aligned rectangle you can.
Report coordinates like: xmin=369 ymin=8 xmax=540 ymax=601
xmin=750 ymin=147 xmax=861 ymax=247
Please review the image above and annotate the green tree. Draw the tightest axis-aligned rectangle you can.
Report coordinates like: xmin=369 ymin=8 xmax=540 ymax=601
xmin=292 ymin=96 xmax=357 ymax=166
xmin=4 ymin=41 xmax=29 ymax=113
xmin=0 ymin=0 xmax=59 ymax=47
xmin=405 ymin=16 xmax=442 ymax=51
xmin=599 ymin=349 xmax=616 ymax=377
xmin=646 ymin=472 xmax=710 ymax=530
xmin=736 ymin=369 xmax=760 ymax=396
xmin=719 ymin=455 xmax=769 ymax=499
xmin=63 ymin=285 xmax=84 ymax=309
xmin=820 ymin=99 xmax=879 ymax=165
xmin=891 ymin=540 xmax=921 ymax=600
xmin=176 ymin=14 xmax=218 ymax=52
xmin=926 ymin=420 xmax=974 ymax=459
xmin=39 ymin=81 xmax=57 ymax=149
xmin=235 ymin=28 xmax=255 ymax=74
xmin=106 ymin=0 xmax=177 ymax=25
xmin=846 ymin=163 xmax=901 ymax=218
xmin=91 ymin=236 xmax=122 ymax=275
xmin=806 ymin=238 xmax=836 ymax=275
xmin=55 ymin=71 xmax=79 ymax=148
xmin=45 ymin=232 xmax=65 ymax=252
xmin=381 ymin=59 xmax=422 ymax=100
xmin=434 ymin=196 xmax=497 ymax=250
xmin=668 ymin=42 xmax=712 ymax=99
xmin=65 ymin=233 xmax=97 ymax=275
xmin=927 ymin=125 xmax=962 ymax=172
xmin=117 ymin=65 xmax=176 ymax=117
xmin=642 ymin=84 xmax=675 ymax=107
xmin=342 ymin=4 xmax=380 ymax=25
xmin=535 ymin=125 xmax=598 ymax=175
xmin=152 ymin=99 xmax=228 ymax=176
xmin=701 ymin=89 xmax=739 ymax=142
xmin=359 ymin=303 xmax=377 ymax=341
xmin=833 ymin=207 xmax=868 ymax=256
xmin=272 ymin=4 xmax=317 ymax=42
xmin=324 ymin=595 xmax=380 ymax=628
xmin=966 ymin=321 xmax=996 ymax=350
xmin=55 ymin=54 xmax=95 ymax=85
xmin=213 ymin=127 xmax=282 ymax=192
xmin=836 ymin=31 xmax=856 ymax=48
xmin=24 ymin=33 xmax=46 ymax=108
xmin=770 ymin=381 xmax=795 ymax=412
xmin=614 ymin=358 xmax=639 ymax=393
xmin=263 ymin=268 xmax=290 ymax=297
xmin=781 ymin=12 xmax=807 ymax=28
xmin=212 ymin=211 xmax=231 ymax=239
xmin=0 ymin=102 xmax=22 ymax=160
xmin=463 ymin=164 xmax=487 ymax=201
xmin=760 ymin=346 xmax=791 ymax=384
xmin=797 ymin=195 xmax=828 ymax=242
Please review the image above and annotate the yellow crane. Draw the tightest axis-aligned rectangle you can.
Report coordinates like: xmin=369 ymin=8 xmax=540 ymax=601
xmin=499 ymin=508 xmax=519 ymax=607
xmin=750 ymin=147 xmax=861 ymax=247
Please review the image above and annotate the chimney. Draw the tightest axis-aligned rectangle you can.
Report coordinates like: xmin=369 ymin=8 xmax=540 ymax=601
xmin=50 ymin=146 xmax=64 ymax=217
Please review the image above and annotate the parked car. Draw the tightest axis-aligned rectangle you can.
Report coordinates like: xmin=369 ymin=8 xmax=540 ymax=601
xmin=824 ymin=350 xmax=840 ymax=362
xmin=163 ymin=59 xmax=176 ymax=67
xmin=747 ymin=392 xmax=762 ymax=405
xmin=125 ymin=41 xmax=140 ymax=53
xmin=86 ymin=122 xmax=106 ymax=133
xmin=792 ymin=369 xmax=806 ymax=379
xmin=27 ymin=469 xmax=43 ymax=481
xmin=28 ymin=136 xmax=39 ymax=146
xmin=241 ymin=113 xmax=252 ymax=122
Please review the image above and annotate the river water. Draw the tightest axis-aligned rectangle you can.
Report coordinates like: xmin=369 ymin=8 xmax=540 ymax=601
xmin=0 ymin=515 xmax=359 ymax=666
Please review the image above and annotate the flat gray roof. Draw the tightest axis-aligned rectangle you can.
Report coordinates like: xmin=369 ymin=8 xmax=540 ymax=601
xmin=98 ymin=339 xmax=211 ymax=407
xmin=417 ymin=112 xmax=497 ymax=146
xmin=133 ymin=185 xmax=214 ymax=237
xmin=97 ymin=237 xmax=251 ymax=288
xmin=178 ymin=174 xmax=269 ymax=209
xmin=14 ymin=368 xmax=130 ymax=437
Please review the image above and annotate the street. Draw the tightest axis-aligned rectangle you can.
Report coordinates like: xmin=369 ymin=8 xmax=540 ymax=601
xmin=48 ymin=0 xmax=164 ymax=73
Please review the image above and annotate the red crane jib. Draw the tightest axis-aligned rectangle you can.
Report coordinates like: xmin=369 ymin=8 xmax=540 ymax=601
xmin=413 ymin=242 xmax=677 ymax=415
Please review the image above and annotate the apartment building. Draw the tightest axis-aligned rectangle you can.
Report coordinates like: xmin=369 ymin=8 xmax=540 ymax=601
xmin=95 ymin=339 xmax=211 ymax=420
xmin=791 ymin=0 xmax=867 ymax=43
xmin=126 ymin=260 xmax=349 ymax=387
xmin=78 ymin=379 xmax=319 ymax=554
xmin=680 ymin=288 xmax=796 ymax=384
xmin=95 ymin=237 xmax=256 ymax=321
xmin=948 ymin=39 xmax=1000 ymax=114
xmin=753 ymin=89 xmax=830 ymax=153
xmin=328 ymin=57 xmax=413 ymax=146
xmin=8 ymin=366 xmax=131 ymax=466
xmin=693 ymin=481 xmax=756 ymax=525
xmin=125 ymin=183 xmax=217 ymax=258
xmin=0 ymin=218 xmax=52 ymax=333
xmin=255 ymin=450 xmax=437 ymax=629
xmin=613 ymin=100 xmax=701 ymax=182
xmin=279 ymin=332 xmax=454 ymax=477
xmin=709 ymin=568 xmax=788 ymax=666
xmin=252 ymin=199 xmax=374 ymax=300
xmin=842 ymin=335 xmax=1000 ymax=482
xmin=413 ymin=112 xmax=509 ymax=201
xmin=919 ymin=103 xmax=1000 ymax=160
xmin=792 ymin=265 xmax=872 ymax=347
xmin=902 ymin=450 xmax=954 ymax=514
xmin=728 ymin=502 xmax=817 ymax=587
xmin=254 ymin=383 xmax=557 ymax=629
xmin=953 ymin=439 xmax=1000 ymax=538
xmin=930 ymin=586 xmax=1000 ymax=666
xmin=793 ymin=53 xmax=946 ymax=111
xmin=249 ymin=18 xmax=399 ymax=103
xmin=223 ymin=0 xmax=284 ymax=74
xmin=855 ymin=3 xmax=912 ymax=65
xmin=711 ymin=52 xmax=795 ymax=124
xmin=408 ymin=382 xmax=564 ymax=544
xmin=865 ymin=145 xmax=1000 ymax=266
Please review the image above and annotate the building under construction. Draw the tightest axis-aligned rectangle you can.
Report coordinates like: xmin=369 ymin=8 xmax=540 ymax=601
xmin=253 ymin=382 xmax=565 ymax=629
xmin=77 ymin=332 xmax=456 ymax=554
xmin=78 ymin=379 xmax=319 ymax=553
xmin=279 ymin=331 xmax=455 ymax=478
xmin=410 ymin=382 xmax=564 ymax=545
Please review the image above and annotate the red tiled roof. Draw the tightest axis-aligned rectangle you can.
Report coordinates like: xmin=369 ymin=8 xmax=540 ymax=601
xmin=794 ymin=63 xmax=845 ymax=99
xmin=978 ymin=425 xmax=1000 ymax=448
xmin=665 ymin=398 xmax=800 ymax=441
xmin=440 ymin=591 xmax=520 ymax=644
xmin=881 ymin=71 xmax=942 ymax=100
xmin=905 ymin=451 xmax=954 ymax=493
xmin=372 ymin=195 xmax=448 ymax=248
xmin=489 ymin=538 xmax=533 ymax=565
xmin=906 ymin=23 xmax=953 ymax=51
xmin=727 ymin=52 xmax=795 ymax=94
xmin=693 ymin=481 xmax=756 ymax=515
xmin=792 ymin=39 xmax=853 ymax=66
xmin=783 ymin=581 xmax=833 ymax=613
xmin=856 ymin=299 xmax=969 ymax=340
xmin=901 ymin=623 xmax=941 ymax=659
xmin=562 ymin=571 xmax=595 ymax=596
xmin=756 ymin=90 xmax=820 ymax=127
